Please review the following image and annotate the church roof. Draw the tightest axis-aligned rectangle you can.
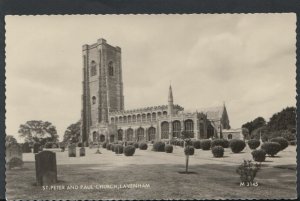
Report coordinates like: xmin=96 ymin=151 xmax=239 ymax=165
xmin=109 ymin=104 xmax=184 ymax=115
xmin=184 ymin=106 xmax=224 ymax=120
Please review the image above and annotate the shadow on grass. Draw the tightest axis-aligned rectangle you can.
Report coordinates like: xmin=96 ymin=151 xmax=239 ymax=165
xmin=177 ymin=171 xmax=198 ymax=174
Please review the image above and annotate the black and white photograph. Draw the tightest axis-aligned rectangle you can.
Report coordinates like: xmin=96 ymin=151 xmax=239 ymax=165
xmin=4 ymin=14 xmax=297 ymax=200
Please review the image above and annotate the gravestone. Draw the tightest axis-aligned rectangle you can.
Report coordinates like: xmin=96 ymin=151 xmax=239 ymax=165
xmin=35 ymin=151 xmax=57 ymax=186
xmin=68 ymin=144 xmax=76 ymax=157
xmin=22 ymin=142 xmax=31 ymax=153
xmin=33 ymin=143 xmax=41 ymax=153
xmin=79 ymin=147 xmax=85 ymax=157
xmin=6 ymin=143 xmax=23 ymax=169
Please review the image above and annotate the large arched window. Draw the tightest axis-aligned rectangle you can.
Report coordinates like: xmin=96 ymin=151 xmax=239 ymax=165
xmin=118 ymin=129 xmax=123 ymax=141
xmin=148 ymin=127 xmax=156 ymax=141
xmin=172 ymin=120 xmax=181 ymax=138
xmin=100 ymin=135 xmax=105 ymax=142
xmin=126 ymin=128 xmax=134 ymax=141
xmin=90 ymin=61 xmax=97 ymax=76
xmin=108 ymin=61 xmax=114 ymax=76
xmin=161 ymin=121 xmax=169 ymax=139
xmin=184 ymin=119 xmax=194 ymax=138
xmin=137 ymin=127 xmax=145 ymax=142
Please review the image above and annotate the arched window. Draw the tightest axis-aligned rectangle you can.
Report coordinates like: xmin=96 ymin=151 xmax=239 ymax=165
xmin=100 ymin=135 xmax=105 ymax=142
xmin=132 ymin=115 xmax=136 ymax=123
xmin=161 ymin=121 xmax=169 ymax=139
xmin=137 ymin=127 xmax=145 ymax=142
xmin=119 ymin=116 xmax=123 ymax=123
xmin=137 ymin=114 xmax=141 ymax=122
xmin=111 ymin=117 xmax=115 ymax=124
xmin=152 ymin=113 xmax=156 ymax=121
xmin=157 ymin=112 xmax=162 ymax=118
xmin=126 ymin=128 xmax=134 ymax=141
xmin=93 ymin=131 xmax=97 ymax=142
xmin=172 ymin=120 xmax=181 ymax=138
xmin=90 ymin=61 xmax=97 ymax=76
xmin=92 ymin=96 xmax=96 ymax=105
xmin=115 ymin=118 xmax=119 ymax=124
xmin=148 ymin=127 xmax=156 ymax=141
xmin=228 ymin=134 xmax=232 ymax=140
xmin=123 ymin=116 xmax=127 ymax=123
xmin=108 ymin=61 xmax=114 ymax=76
xmin=128 ymin=115 xmax=132 ymax=123
xmin=147 ymin=113 xmax=151 ymax=122
xmin=184 ymin=119 xmax=194 ymax=138
xmin=110 ymin=135 xmax=115 ymax=143
xmin=163 ymin=111 xmax=168 ymax=117
xmin=118 ymin=129 xmax=123 ymax=141
xmin=142 ymin=114 xmax=146 ymax=122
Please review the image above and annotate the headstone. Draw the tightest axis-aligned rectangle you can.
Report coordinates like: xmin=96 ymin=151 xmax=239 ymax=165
xmin=35 ymin=151 xmax=57 ymax=186
xmin=22 ymin=142 xmax=31 ymax=153
xmin=33 ymin=143 xmax=41 ymax=153
xmin=68 ymin=144 xmax=76 ymax=157
xmin=79 ymin=147 xmax=85 ymax=157
xmin=6 ymin=143 xmax=23 ymax=169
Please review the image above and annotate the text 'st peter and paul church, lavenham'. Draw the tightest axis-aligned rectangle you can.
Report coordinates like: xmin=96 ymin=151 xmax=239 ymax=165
xmin=81 ymin=38 xmax=240 ymax=144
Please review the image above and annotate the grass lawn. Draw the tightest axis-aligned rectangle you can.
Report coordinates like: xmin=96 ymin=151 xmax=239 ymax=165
xmin=6 ymin=145 xmax=297 ymax=200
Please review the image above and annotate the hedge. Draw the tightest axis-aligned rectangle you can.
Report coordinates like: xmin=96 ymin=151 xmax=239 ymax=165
xmin=251 ymin=149 xmax=266 ymax=162
xmin=201 ymin=140 xmax=211 ymax=150
xmin=211 ymin=146 xmax=224 ymax=158
xmin=165 ymin=145 xmax=173 ymax=153
xmin=114 ymin=144 xmax=124 ymax=154
xmin=270 ymin=137 xmax=289 ymax=151
xmin=229 ymin=139 xmax=246 ymax=153
xmin=152 ymin=141 xmax=165 ymax=152
xmin=139 ymin=142 xmax=148 ymax=150
xmin=247 ymin=139 xmax=260 ymax=150
xmin=124 ymin=145 xmax=135 ymax=156
xmin=192 ymin=140 xmax=201 ymax=149
xmin=261 ymin=142 xmax=281 ymax=157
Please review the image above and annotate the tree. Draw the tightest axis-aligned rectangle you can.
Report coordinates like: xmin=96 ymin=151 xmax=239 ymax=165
xmin=18 ymin=120 xmax=59 ymax=145
xmin=63 ymin=121 xmax=81 ymax=144
xmin=5 ymin=135 xmax=17 ymax=146
xmin=181 ymin=131 xmax=193 ymax=173
xmin=267 ymin=107 xmax=296 ymax=131
xmin=242 ymin=117 xmax=266 ymax=135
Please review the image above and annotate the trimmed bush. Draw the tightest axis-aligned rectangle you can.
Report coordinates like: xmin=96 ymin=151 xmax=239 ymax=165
xmin=52 ymin=143 xmax=58 ymax=148
xmin=247 ymin=139 xmax=260 ymax=150
xmin=211 ymin=139 xmax=224 ymax=148
xmin=106 ymin=143 xmax=112 ymax=150
xmin=251 ymin=149 xmax=266 ymax=162
xmin=139 ymin=142 xmax=148 ymax=150
xmin=184 ymin=146 xmax=195 ymax=155
xmin=222 ymin=139 xmax=229 ymax=148
xmin=165 ymin=145 xmax=173 ymax=153
xmin=133 ymin=142 xmax=139 ymax=148
xmin=111 ymin=144 xmax=116 ymax=152
xmin=114 ymin=144 xmax=124 ymax=154
xmin=290 ymin=140 xmax=296 ymax=146
xmin=102 ymin=142 xmax=107 ymax=148
xmin=271 ymin=137 xmax=289 ymax=151
xmin=77 ymin=142 xmax=82 ymax=147
xmin=212 ymin=146 xmax=224 ymax=158
xmin=201 ymin=140 xmax=211 ymax=150
xmin=261 ymin=142 xmax=281 ymax=157
xmin=124 ymin=145 xmax=135 ymax=156
xmin=83 ymin=141 xmax=89 ymax=147
xmin=152 ymin=141 xmax=165 ymax=152
xmin=229 ymin=139 xmax=246 ymax=153
xmin=192 ymin=140 xmax=201 ymax=149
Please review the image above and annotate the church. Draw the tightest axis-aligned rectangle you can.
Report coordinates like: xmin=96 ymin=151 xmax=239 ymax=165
xmin=80 ymin=38 xmax=234 ymax=145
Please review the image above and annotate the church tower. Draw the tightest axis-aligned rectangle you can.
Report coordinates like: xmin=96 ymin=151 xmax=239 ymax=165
xmin=81 ymin=38 xmax=124 ymax=143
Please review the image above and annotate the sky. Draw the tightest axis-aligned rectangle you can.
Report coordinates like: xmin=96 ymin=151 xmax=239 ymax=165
xmin=5 ymin=14 xmax=296 ymax=142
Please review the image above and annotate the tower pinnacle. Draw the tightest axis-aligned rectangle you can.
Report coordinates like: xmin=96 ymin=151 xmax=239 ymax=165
xmin=168 ymin=85 xmax=173 ymax=103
